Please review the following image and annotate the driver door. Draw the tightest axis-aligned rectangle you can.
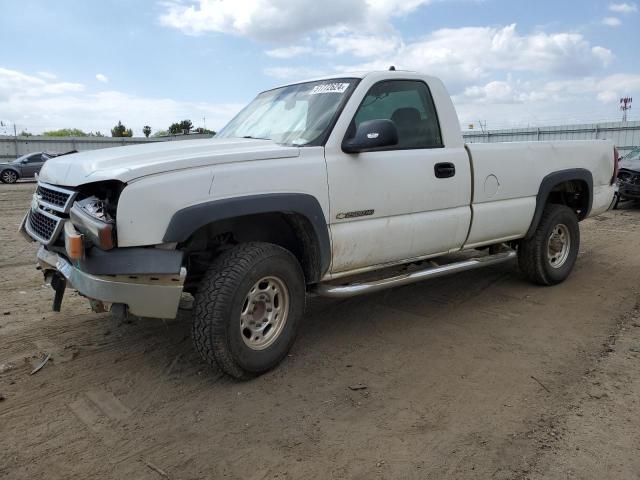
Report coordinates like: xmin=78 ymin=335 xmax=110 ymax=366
xmin=324 ymin=79 xmax=471 ymax=275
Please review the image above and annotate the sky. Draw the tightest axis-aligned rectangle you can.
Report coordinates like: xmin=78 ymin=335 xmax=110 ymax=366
xmin=0 ymin=0 xmax=639 ymax=136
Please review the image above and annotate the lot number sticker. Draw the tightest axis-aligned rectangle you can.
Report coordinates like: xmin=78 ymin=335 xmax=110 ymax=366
xmin=309 ymin=83 xmax=350 ymax=95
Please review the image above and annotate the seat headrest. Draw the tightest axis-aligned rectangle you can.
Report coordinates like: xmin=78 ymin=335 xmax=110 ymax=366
xmin=391 ymin=107 xmax=421 ymax=126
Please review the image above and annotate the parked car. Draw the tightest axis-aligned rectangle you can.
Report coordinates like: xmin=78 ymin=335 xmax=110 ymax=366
xmin=0 ymin=152 xmax=51 ymax=183
xmin=614 ymin=147 xmax=640 ymax=207
xmin=22 ymin=70 xmax=617 ymax=379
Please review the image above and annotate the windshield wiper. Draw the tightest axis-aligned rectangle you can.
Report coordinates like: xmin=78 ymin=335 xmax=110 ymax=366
xmin=242 ymin=135 xmax=271 ymax=140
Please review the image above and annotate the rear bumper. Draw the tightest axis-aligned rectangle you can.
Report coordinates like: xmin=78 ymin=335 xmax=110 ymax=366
xmin=37 ymin=246 xmax=186 ymax=319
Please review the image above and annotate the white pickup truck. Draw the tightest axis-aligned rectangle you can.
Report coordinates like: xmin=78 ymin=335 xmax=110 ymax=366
xmin=23 ymin=69 xmax=617 ymax=379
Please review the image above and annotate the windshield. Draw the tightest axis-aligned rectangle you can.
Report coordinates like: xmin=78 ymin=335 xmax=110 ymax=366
xmin=217 ymin=78 xmax=358 ymax=146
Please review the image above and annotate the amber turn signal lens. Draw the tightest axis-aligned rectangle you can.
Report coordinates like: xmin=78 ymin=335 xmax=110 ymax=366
xmin=98 ymin=223 xmax=114 ymax=250
xmin=64 ymin=222 xmax=84 ymax=260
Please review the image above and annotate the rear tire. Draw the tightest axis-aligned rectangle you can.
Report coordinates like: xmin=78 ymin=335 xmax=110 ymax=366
xmin=192 ymin=242 xmax=305 ymax=379
xmin=1 ymin=170 xmax=18 ymax=184
xmin=518 ymin=204 xmax=580 ymax=286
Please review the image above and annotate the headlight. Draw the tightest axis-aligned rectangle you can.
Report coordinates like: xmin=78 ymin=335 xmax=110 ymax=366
xmin=77 ymin=197 xmax=114 ymax=223
xmin=70 ymin=196 xmax=116 ymax=250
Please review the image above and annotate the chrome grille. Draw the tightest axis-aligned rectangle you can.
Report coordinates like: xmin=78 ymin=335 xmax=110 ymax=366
xmin=24 ymin=181 xmax=77 ymax=244
xmin=26 ymin=208 xmax=63 ymax=245
xmin=35 ymin=182 xmax=77 ymax=213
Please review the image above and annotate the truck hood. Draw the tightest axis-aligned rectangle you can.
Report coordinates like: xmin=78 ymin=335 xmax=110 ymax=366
xmin=38 ymin=137 xmax=300 ymax=186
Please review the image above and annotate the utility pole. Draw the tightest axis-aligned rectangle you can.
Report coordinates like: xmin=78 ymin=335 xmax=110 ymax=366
xmin=620 ymin=97 xmax=632 ymax=122
xmin=478 ymin=120 xmax=488 ymax=142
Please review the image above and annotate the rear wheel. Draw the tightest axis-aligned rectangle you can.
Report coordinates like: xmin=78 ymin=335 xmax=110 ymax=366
xmin=192 ymin=242 xmax=305 ymax=379
xmin=1 ymin=170 xmax=18 ymax=184
xmin=518 ymin=204 xmax=580 ymax=285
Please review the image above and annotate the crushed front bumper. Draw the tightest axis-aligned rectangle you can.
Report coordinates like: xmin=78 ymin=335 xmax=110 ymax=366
xmin=37 ymin=246 xmax=186 ymax=319
xmin=619 ymin=183 xmax=640 ymax=199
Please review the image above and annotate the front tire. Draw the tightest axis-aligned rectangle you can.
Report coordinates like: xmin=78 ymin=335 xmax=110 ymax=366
xmin=1 ymin=170 xmax=18 ymax=184
xmin=518 ymin=204 xmax=580 ymax=286
xmin=193 ymin=242 xmax=305 ymax=379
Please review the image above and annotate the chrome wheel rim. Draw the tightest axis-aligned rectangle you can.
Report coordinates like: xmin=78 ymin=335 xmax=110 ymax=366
xmin=2 ymin=170 xmax=17 ymax=183
xmin=547 ymin=223 xmax=571 ymax=268
xmin=240 ymin=276 xmax=289 ymax=350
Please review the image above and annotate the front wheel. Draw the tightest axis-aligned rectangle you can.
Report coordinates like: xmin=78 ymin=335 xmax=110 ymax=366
xmin=192 ymin=242 xmax=306 ymax=379
xmin=518 ymin=204 xmax=580 ymax=286
xmin=1 ymin=170 xmax=18 ymax=184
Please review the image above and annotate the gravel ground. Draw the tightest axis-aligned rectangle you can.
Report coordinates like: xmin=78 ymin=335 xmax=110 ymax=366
xmin=1 ymin=182 xmax=639 ymax=480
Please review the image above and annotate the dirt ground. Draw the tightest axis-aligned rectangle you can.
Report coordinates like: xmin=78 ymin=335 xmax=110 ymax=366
xmin=1 ymin=182 xmax=640 ymax=480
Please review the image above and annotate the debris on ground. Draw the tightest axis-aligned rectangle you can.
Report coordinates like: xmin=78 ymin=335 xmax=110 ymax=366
xmin=531 ymin=375 xmax=551 ymax=393
xmin=629 ymin=345 xmax=640 ymax=353
xmin=29 ymin=354 xmax=51 ymax=375
xmin=0 ymin=393 xmax=5 ymax=401
xmin=348 ymin=384 xmax=368 ymax=391
xmin=140 ymin=457 xmax=171 ymax=479
xmin=0 ymin=363 xmax=16 ymax=374
xmin=3 ymin=311 xmax=9 ymax=316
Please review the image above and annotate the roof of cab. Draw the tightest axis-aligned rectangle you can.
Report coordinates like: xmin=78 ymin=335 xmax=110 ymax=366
xmin=267 ymin=69 xmax=421 ymax=92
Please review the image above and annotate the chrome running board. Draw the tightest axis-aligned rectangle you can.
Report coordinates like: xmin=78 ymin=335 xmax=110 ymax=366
xmin=313 ymin=250 xmax=517 ymax=299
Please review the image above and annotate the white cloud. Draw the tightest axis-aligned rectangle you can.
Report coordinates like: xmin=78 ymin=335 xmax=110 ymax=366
xmin=265 ymin=46 xmax=314 ymax=58
xmin=324 ymin=33 xmax=401 ymax=57
xmin=160 ymin=0 xmax=365 ymax=41
xmin=0 ymin=67 xmax=84 ymax=101
xmin=0 ymin=66 xmax=242 ymax=135
xmin=159 ymin=0 xmax=439 ymax=41
xmin=310 ymin=24 xmax=613 ymax=93
xmin=95 ymin=73 xmax=109 ymax=83
xmin=601 ymin=16 xmax=622 ymax=26
xmin=37 ymin=71 xmax=57 ymax=80
xmin=609 ymin=2 xmax=638 ymax=13
xmin=454 ymin=73 xmax=640 ymax=127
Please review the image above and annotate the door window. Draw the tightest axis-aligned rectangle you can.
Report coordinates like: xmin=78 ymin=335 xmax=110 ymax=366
xmin=350 ymin=80 xmax=443 ymax=149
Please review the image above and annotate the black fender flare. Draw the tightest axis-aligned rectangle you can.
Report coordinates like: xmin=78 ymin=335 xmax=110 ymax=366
xmin=525 ymin=168 xmax=593 ymax=239
xmin=163 ymin=193 xmax=331 ymax=277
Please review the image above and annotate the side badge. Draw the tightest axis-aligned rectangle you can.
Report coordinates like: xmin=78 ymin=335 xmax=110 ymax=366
xmin=336 ymin=209 xmax=375 ymax=220
xmin=367 ymin=132 xmax=379 ymax=139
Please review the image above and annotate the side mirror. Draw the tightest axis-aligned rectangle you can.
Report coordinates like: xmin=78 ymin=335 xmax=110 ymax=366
xmin=342 ymin=119 xmax=398 ymax=154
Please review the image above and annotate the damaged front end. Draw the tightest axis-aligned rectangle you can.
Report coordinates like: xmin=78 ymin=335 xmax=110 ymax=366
xmin=21 ymin=180 xmax=186 ymax=319
xmin=613 ymin=147 xmax=640 ymax=208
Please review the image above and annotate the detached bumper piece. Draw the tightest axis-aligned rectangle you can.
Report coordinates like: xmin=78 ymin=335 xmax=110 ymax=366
xmin=618 ymin=170 xmax=640 ymax=199
xmin=619 ymin=184 xmax=640 ymax=199
xmin=37 ymin=246 xmax=186 ymax=319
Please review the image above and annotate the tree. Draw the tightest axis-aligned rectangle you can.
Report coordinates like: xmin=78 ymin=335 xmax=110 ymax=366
xmin=142 ymin=125 xmax=152 ymax=138
xmin=168 ymin=122 xmax=182 ymax=135
xmin=179 ymin=119 xmax=193 ymax=134
xmin=43 ymin=128 xmax=88 ymax=137
xmin=111 ymin=121 xmax=132 ymax=137
xmin=195 ymin=127 xmax=216 ymax=136
xmin=19 ymin=130 xmax=33 ymax=137
xmin=153 ymin=130 xmax=169 ymax=137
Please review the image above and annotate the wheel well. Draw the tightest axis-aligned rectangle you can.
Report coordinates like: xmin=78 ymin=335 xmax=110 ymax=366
xmin=546 ymin=179 xmax=590 ymax=220
xmin=180 ymin=212 xmax=323 ymax=290
xmin=1 ymin=168 xmax=19 ymax=177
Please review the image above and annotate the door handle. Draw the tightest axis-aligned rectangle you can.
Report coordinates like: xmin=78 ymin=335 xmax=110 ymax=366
xmin=434 ymin=162 xmax=456 ymax=178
